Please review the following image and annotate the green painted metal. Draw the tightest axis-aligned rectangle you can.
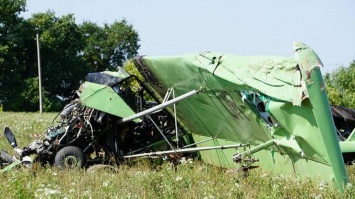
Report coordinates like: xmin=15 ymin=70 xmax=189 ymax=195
xmin=339 ymin=129 xmax=355 ymax=153
xmin=339 ymin=141 xmax=355 ymax=153
xmin=80 ymin=71 xmax=142 ymax=123
xmin=80 ymin=82 xmax=137 ymax=119
xmin=293 ymin=42 xmax=347 ymax=191
xmin=233 ymin=139 xmax=275 ymax=162
xmin=132 ymin=42 xmax=348 ymax=191
xmin=0 ymin=160 xmax=21 ymax=174
xmin=346 ymin=129 xmax=355 ymax=142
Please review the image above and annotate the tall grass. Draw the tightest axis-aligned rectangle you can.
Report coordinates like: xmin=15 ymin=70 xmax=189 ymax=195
xmin=0 ymin=112 xmax=58 ymax=152
xmin=0 ymin=112 xmax=354 ymax=198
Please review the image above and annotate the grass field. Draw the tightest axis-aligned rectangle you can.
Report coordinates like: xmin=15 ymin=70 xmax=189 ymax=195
xmin=0 ymin=112 xmax=355 ymax=198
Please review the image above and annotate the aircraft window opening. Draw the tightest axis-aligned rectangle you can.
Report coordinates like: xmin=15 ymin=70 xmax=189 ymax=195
xmin=242 ymin=91 xmax=274 ymax=126
xmin=256 ymin=102 xmax=266 ymax=112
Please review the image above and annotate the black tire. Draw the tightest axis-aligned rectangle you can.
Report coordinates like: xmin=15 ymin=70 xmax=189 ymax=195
xmin=54 ymin=146 xmax=86 ymax=168
xmin=0 ymin=150 xmax=15 ymax=164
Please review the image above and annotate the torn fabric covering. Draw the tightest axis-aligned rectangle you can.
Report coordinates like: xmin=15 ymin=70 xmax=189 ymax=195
xmin=86 ymin=70 xmax=130 ymax=86
xmin=331 ymin=106 xmax=355 ymax=121
xmin=86 ymin=72 xmax=122 ymax=86
xmin=132 ymin=42 xmax=347 ymax=192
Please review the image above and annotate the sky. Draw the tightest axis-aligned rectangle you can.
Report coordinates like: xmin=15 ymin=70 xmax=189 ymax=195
xmin=22 ymin=0 xmax=355 ymax=73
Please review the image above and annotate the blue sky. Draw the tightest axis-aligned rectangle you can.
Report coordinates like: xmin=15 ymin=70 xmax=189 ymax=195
xmin=22 ymin=0 xmax=355 ymax=73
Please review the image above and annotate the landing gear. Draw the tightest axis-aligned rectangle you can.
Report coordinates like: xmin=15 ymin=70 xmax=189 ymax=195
xmin=54 ymin=146 xmax=86 ymax=168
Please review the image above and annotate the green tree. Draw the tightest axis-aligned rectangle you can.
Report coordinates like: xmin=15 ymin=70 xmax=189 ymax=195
xmin=0 ymin=0 xmax=26 ymax=110
xmin=1 ymin=6 xmax=141 ymax=112
xmin=80 ymin=21 xmax=106 ymax=71
xmin=325 ymin=61 xmax=355 ymax=108
xmin=28 ymin=12 xmax=88 ymax=95
xmin=80 ymin=19 xmax=140 ymax=71
xmin=2 ymin=11 xmax=89 ymax=111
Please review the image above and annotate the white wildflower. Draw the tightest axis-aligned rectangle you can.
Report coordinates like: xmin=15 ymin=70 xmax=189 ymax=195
xmin=35 ymin=188 xmax=60 ymax=197
xmin=179 ymin=157 xmax=187 ymax=164
xmin=235 ymin=182 xmax=240 ymax=188
xmin=102 ymin=181 xmax=109 ymax=187
xmin=83 ymin=190 xmax=91 ymax=196
xmin=347 ymin=182 xmax=353 ymax=188
xmin=44 ymin=189 xmax=60 ymax=195
xmin=203 ymin=196 xmax=215 ymax=199
xmin=175 ymin=176 xmax=183 ymax=182
xmin=319 ymin=180 xmax=327 ymax=190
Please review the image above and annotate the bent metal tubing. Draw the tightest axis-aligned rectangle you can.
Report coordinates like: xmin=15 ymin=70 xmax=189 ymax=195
xmin=123 ymin=143 xmax=248 ymax=158
xmin=0 ymin=160 xmax=21 ymax=174
xmin=232 ymin=139 xmax=275 ymax=163
xmin=118 ymin=89 xmax=200 ymax=124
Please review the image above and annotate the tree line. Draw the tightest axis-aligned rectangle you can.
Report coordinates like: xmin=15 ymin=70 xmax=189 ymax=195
xmin=325 ymin=61 xmax=355 ymax=109
xmin=0 ymin=0 xmax=140 ymax=111
xmin=1 ymin=0 xmax=354 ymax=112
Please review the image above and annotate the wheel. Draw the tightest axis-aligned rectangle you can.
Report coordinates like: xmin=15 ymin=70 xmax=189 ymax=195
xmin=54 ymin=146 xmax=86 ymax=168
xmin=0 ymin=150 xmax=15 ymax=164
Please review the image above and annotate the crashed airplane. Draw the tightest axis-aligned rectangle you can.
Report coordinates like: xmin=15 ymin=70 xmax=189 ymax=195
xmin=0 ymin=42 xmax=353 ymax=192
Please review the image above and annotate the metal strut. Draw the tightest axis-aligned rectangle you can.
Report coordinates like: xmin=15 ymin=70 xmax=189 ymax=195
xmin=148 ymin=116 xmax=176 ymax=151
xmin=232 ymin=139 xmax=275 ymax=162
xmin=123 ymin=143 xmax=248 ymax=159
xmin=118 ymin=89 xmax=200 ymax=124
